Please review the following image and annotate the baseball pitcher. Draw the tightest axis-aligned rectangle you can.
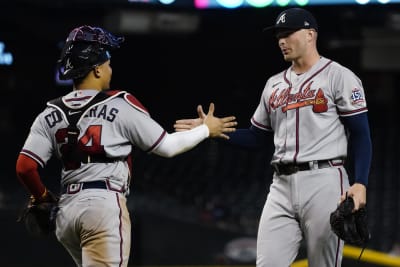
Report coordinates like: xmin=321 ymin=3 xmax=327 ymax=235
xmin=174 ymin=8 xmax=372 ymax=267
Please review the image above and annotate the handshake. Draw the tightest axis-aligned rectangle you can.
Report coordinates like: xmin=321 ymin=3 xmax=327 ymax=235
xmin=174 ymin=103 xmax=237 ymax=139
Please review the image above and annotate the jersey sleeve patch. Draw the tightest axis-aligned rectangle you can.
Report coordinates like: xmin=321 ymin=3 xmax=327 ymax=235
xmin=124 ymin=94 xmax=149 ymax=115
xmin=350 ymin=88 xmax=365 ymax=105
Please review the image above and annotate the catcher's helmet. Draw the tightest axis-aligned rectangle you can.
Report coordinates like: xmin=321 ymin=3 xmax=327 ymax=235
xmin=58 ymin=25 xmax=124 ymax=80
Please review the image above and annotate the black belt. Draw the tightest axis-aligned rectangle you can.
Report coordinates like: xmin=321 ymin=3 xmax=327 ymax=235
xmin=272 ymin=159 xmax=344 ymax=176
xmin=81 ymin=155 xmax=126 ymax=164
xmin=61 ymin=181 xmax=126 ymax=194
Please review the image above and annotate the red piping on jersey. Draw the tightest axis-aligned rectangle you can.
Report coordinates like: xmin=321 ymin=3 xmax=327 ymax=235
xmin=334 ymin=167 xmax=344 ymax=267
xmin=293 ymin=108 xmax=300 ymax=163
xmin=116 ymin=193 xmax=124 ymax=267
xmin=252 ymin=77 xmax=273 ymax=130
xmin=298 ymin=60 xmax=333 ymax=94
xmin=146 ymin=130 xmax=167 ymax=153
xmin=292 ymin=60 xmax=333 ymax=163
xmin=339 ymin=107 xmax=368 ymax=116
xmin=106 ymin=180 xmax=126 ymax=193
xmin=279 ymin=69 xmax=292 ymax=163
xmin=20 ymin=149 xmax=45 ymax=167
xmin=251 ymin=117 xmax=271 ymax=131
xmin=283 ymin=69 xmax=292 ymax=88
xmin=334 ymin=236 xmax=341 ymax=267
xmin=338 ymin=167 xmax=344 ymax=195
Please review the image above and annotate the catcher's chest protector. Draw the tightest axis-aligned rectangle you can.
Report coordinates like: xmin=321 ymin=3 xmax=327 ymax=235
xmin=47 ymin=90 xmax=125 ymax=170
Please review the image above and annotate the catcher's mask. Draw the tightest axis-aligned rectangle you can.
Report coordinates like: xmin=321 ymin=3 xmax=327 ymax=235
xmin=57 ymin=25 xmax=124 ymax=80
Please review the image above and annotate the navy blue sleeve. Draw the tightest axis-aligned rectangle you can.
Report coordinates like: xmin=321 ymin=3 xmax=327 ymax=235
xmin=226 ymin=125 xmax=270 ymax=149
xmin=341 ymin=112 xmax=372 ymax=186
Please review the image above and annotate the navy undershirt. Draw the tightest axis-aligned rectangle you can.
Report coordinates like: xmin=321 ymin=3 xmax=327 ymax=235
xmin=226 ymin=112 xmax=371 ymax=186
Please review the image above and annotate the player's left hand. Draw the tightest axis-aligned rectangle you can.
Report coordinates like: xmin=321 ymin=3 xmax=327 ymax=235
xmin=340 ymin=183 xmax=366 ymax=212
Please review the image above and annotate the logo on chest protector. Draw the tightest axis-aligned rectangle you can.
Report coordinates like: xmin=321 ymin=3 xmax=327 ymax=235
xmin=269 ymin=81 xmax=328 ymax=113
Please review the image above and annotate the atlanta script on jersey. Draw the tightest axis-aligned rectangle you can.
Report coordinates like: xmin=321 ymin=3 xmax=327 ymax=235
xmin=251 ymin=57 xmax=367 ymax=164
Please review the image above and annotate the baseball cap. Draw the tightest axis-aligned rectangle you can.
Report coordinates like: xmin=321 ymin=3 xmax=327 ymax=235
xmin=263 ymin=8 xmax=318 ymax=33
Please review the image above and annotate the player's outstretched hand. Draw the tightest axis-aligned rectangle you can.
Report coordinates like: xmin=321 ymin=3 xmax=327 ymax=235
xmin=174 ymin=105 xmax=206 ymax=132
xmin=174 ymin=103 xmax=237 ymax=139
xmin=203 ymin=103 xmax=237 ymax=139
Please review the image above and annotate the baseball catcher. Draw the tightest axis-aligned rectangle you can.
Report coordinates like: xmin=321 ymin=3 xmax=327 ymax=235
xmin=15 ymin=24 xmax=237 ymax=266
xmin=330 ymin=194 xmax=370 ymax=247
xmin=17 ymin=189 xmax=59 ymax=237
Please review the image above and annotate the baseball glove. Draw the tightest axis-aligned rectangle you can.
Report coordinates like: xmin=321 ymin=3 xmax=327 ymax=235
xmin=330 ymin=195 xmax=370 ymax=247
xmin=17 ymin=190 xmax=59 ymax=237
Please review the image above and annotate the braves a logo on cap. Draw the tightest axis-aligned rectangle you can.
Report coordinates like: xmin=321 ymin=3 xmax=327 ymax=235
xmin=276 ymin=13 xmax=286 ymax=25
xmin=65 ymin=58 xmax=73 ymax=72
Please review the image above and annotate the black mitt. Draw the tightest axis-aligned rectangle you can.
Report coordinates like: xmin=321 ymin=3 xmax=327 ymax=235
xmin=330 ymin=195 xmax=370 ymax=246
xmin=17 ymin=191 xmax=59 ymax=237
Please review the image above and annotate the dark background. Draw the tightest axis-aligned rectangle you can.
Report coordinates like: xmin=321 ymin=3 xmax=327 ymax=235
xmin=1 ymin=1 xmax=400 ymax=266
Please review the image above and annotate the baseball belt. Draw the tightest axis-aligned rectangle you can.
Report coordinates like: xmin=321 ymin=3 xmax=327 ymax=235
xmin=272 ymin=158 xmax=344 ymax=176
xmin=61 ymin=180 xmax=126 ymax=195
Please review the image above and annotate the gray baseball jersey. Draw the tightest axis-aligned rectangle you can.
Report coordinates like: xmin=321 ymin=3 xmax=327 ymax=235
xmin=251 ymin=56 xmax=367 ymax=164
xmin=21 ymin=89 xmax=165 ymax=189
